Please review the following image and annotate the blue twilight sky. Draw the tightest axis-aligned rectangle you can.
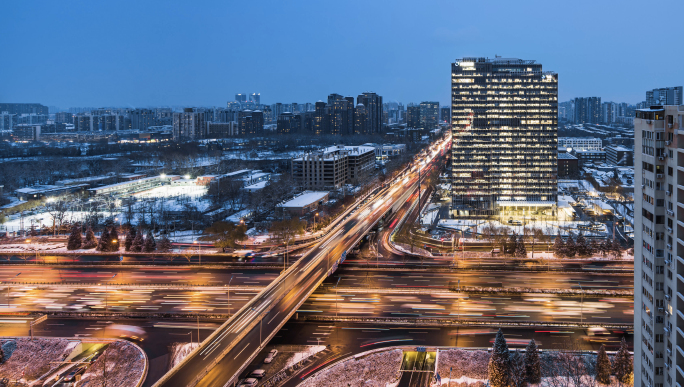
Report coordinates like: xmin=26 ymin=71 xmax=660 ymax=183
xmin=1 ymin=0 xmax=683 ymax=109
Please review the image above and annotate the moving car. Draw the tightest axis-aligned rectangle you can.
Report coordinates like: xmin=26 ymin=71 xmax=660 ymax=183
xmin=64 ymin=366 xmax=86 ymax=382
xmin=264 ymin=349 xmax=278 ymax=364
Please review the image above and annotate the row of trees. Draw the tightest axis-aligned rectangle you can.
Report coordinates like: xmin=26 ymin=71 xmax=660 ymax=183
xmin=489 ymin=328 xmax=633 ymax=387
xmin=553 ymin=235 xmax=623 ymax=259
xmin=67 ymin=223 xmax=171 ymax=252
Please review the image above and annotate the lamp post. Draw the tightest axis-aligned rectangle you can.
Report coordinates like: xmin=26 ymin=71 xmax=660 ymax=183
xmin=314 ymin=213 xmax=318 ymax=234
xmin=578 ymin=282 xmax=583 ymax=324
xmin=226 ymin=275 xmax=233 ymax=317
xmin=194 ymin=240 xmax=201 ymax=265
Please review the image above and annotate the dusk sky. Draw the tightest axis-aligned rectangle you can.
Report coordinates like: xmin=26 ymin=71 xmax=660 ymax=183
xmin=2 ymin=0 xmax=682 ymax=108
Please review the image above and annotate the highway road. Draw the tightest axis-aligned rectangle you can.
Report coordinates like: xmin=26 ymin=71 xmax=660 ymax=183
xmin=0 ymin=266 xmax=279 ymax=287
xmin=300 ymin=290 xmax=633 ymax=324
xmin=154 ymin=137 xmax=450 ymax=387
xmin=0 ymin=283 xmax=632 ymax=325
xmin=326 ymin=268 xmax=633 ymax=291
xmin=0 ymin=318 xmax=632 ymax=387
xmin=0 ymin=263 xmax=632 ymax=290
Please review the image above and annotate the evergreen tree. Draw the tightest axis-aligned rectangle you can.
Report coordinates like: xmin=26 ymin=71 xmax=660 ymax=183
xmin=157 ymin=236 xmax=172 ymax=252
xmin=109 ymin=228 xmax=120 ymax=252
xmin=143 ymin=230 xmax=156 ymax=252
xmin=96 ymin=228 xmax=110 ymax=251
xmin=83 ymin=227 xmax=98 ymax=249
xmin=611 ymin=238 xmax=623 ymax=259
xmin=576 ymin=234 xmax=589 ymax=257
xmin=596 ymin=344 xmax=611 ymax=384
xmin=588 ymin=239 xmax=599 ymax=256
xmin=600 ymin=239 xmax=611 ymax=257
xmin=67 ymin=224 xmax=82 ymax=250
xmin=613 ymin=337 xmax=633 ymax=384
xmin=507 ymin=234 xmax=517 ymax=255
xmin=524 ymin=339 xmax=541 ymax=384
xmin=125 ymin=227 xmax=136 ymax=252
xmin=488 ymin=328 xmax=511 ymax=387
xmin=564 ymin=236 xmax=576 ymax=258
xmin=553 ymin=235 xmax=565 ymax=258
xmin=515 ymin=237 xmax=527 ymax=258
xmin=131 ymin=232 xmax=144 ymax=252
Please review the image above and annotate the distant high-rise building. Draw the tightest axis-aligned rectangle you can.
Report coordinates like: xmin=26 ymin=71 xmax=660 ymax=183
xmin=601 ymin=102 xmax=619 ymax=124
xmin=357 ymin=92 xmax=383 ymax=134
xmin=277 ymin=112 xmax=301 ymax=134
xmin=130 ymin=109 xmax=156 ymax=131
xmin=573 ymin=97 xmax=601 ymax=124
xmin=313 ymin=101 xmax=327 ymax=136
xmin=173 ymin=108 xmax=207 ymax=140
xmin=406 ymin=104 xmax=420 ymax=129
xmin=451 ymin=56 xmax=557 ymax=218
xmin=0 ymin=112 xmax=16 ymax=131
xmin=646 ymin=86 xmax=682 ymax=106
xmin=54 ymin=112 xmax=74 ymax=125
xmin=419 ymin=101 xmax=439 ymax=129
xmin=249 ymin=93 xmax=261 ymax=105
xmin=235 ymin=94 xmax=247 ymax=103
xmin=327 ymin=94 xmax=354 ymax=135
xmin=207 ymin=121 xmax=237 ymax=138
xmin=0 ymin=103 xmax=48 ymax=116
xmin=440 ymin=106 xmax=450 ymax=123
xmin=237 ymin=110 xmax=264 ymax=135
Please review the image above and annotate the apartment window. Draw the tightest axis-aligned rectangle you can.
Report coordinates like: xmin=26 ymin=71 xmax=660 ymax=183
xmin=656 ymin=334 xmax=664 ymax=342
xmin=656 ymin=367 xmax=663 ymax=375
xmin=668 ymin=166 xmax=673 ymax=176
xmin=657 ymin=199 xmax=664 ymax=207
xmin=656 ymin=266 xmax=664 ymax=274
xmin=656 ymin=282 xmax=664 ymax=291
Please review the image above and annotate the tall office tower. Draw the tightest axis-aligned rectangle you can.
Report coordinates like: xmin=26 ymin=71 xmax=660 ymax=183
xmin=440 ymin=106 xmax=451 ymax=123
xmin=419 ymin=101 xmax=440 ymax=129
xmin=261 ymin=105 xmax=273 ymax=124
xmin=573 ymin=97 xmax=601 ymax=124
xmin=235 ymin=93 xmax=247 ymax=103
xmin=249 ymin=93 xmax=261 ymax=105
xmin=406 ymin=104 xmax=420 ymax=128
xmin=173 ymin=108 xmax=207 ymax=140
xmin=0 ymin=103 xmax=48 ymax=115
xmin=357 ymin=92 xmax=383 ymax=134
xmin=313 ymin=101 xmax=327 ymax=135
xmin=130 ymin=109 xmax=156 ymax=130
xmin=451 ymin=57 xmax=558 ymax=218
xmin=634 ymin=106 xmax=683 ymax=387
xmin=646 ymin=86 xmax=683 ymax=106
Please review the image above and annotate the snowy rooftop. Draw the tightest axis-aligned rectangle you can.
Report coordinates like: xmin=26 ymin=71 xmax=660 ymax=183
xmin=280 ymin=191 xmax=329 ymax=208
xmin=243 ymin=181 xmax=268 ymax=190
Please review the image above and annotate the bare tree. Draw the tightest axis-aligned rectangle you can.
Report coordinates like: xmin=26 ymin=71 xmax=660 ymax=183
xmin=46 ymin=197 xmax=70 ymax=236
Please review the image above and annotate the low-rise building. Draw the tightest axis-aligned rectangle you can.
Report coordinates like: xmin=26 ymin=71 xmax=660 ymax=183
xmin=291 ymin=145 xmax=375 ymax=189
xmin=16 ymin=184 xmax=89 ymax=201
xmin=278 ymin=191 xmax=329 ymax=217
xmin=605 ymin=145 xmax=634 ymax=166
xmin=557 ymin=152 xmax=579 ymax=178
xmin=88 ymin=175 xmax=179 ymax=197
xmin=573 ymin=149 xmax=606 ymax=165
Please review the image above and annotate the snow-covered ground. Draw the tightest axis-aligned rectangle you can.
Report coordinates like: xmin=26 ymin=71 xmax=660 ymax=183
xmin=300 ymin=348 xmax=402 ymax=387
xmin=438 ymin=219 xmax=608 ymax=237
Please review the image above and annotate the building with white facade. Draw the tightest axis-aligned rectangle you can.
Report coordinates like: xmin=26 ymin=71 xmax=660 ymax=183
xmin=558 ymin=137 xmax=603 ymax=151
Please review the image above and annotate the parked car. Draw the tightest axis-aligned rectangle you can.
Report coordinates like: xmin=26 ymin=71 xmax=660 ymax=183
xmin=64 ymin=366 xmax=86 ymax=382
xmin=264 ymin=349 xmax=278 ymax=363
xmin=250 ymin=369 xmax=266 ymax=378
xmin=241 ymin=377 xmax=259 ymax=386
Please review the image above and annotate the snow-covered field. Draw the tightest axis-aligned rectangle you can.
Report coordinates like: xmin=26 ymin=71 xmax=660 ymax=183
xmin=300 ymin=348 xmax=402 ymax=387
xmin=0 ymin=337 xmax=77 ymax=382
xmin=78 ymin=340 xmax=146 ymax=387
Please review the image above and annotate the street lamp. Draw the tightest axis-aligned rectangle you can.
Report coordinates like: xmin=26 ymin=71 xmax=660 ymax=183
xmin=226 ymin=275 xmax=233 ymax=317
xmin=194 ymin=240 xmax=201 ymax=265
xmin=578 ymin=282 xmax=583 ymax=324
xmin=314 ymin=213 xmax=319 ymax=233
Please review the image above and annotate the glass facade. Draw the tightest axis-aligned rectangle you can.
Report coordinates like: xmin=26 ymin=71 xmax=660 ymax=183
xmin=451 ymin=57 xmax=558 ymax=218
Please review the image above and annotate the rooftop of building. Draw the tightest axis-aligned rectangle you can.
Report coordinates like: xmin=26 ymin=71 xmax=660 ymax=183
xmin=280 ymin=191 xmax=329 ymax=208
xmin=558 ymin=153 xmax=578 ymax=160
xmin=606 ymin=145 xmax=632 ymax=152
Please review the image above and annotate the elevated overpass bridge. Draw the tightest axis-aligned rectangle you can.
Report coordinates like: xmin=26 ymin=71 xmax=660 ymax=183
xmin=153 ymin=137 xmax=448 ymax=387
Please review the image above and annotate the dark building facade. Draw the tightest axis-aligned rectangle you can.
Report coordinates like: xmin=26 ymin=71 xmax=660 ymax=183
xmin=357 ymin=92 xmax=383 ymax=134
xmin=451 ymin=57 xmax=558 ymax=218
xmin=406 ymin=105 xmax=420 ymax=128
xmin=173 ymin=108 xmax=207 ymax=140
xmin=558 ymin=153 xmax=579 ymax=178
xmin=573 ymin=97 xmax=601 ymax=124
xmin=419 ymin=101 xmax=440 ymax=129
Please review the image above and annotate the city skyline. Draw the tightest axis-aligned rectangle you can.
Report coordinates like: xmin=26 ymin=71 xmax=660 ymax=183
xmin=2 ymin=0 xmax=683 ymax=108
